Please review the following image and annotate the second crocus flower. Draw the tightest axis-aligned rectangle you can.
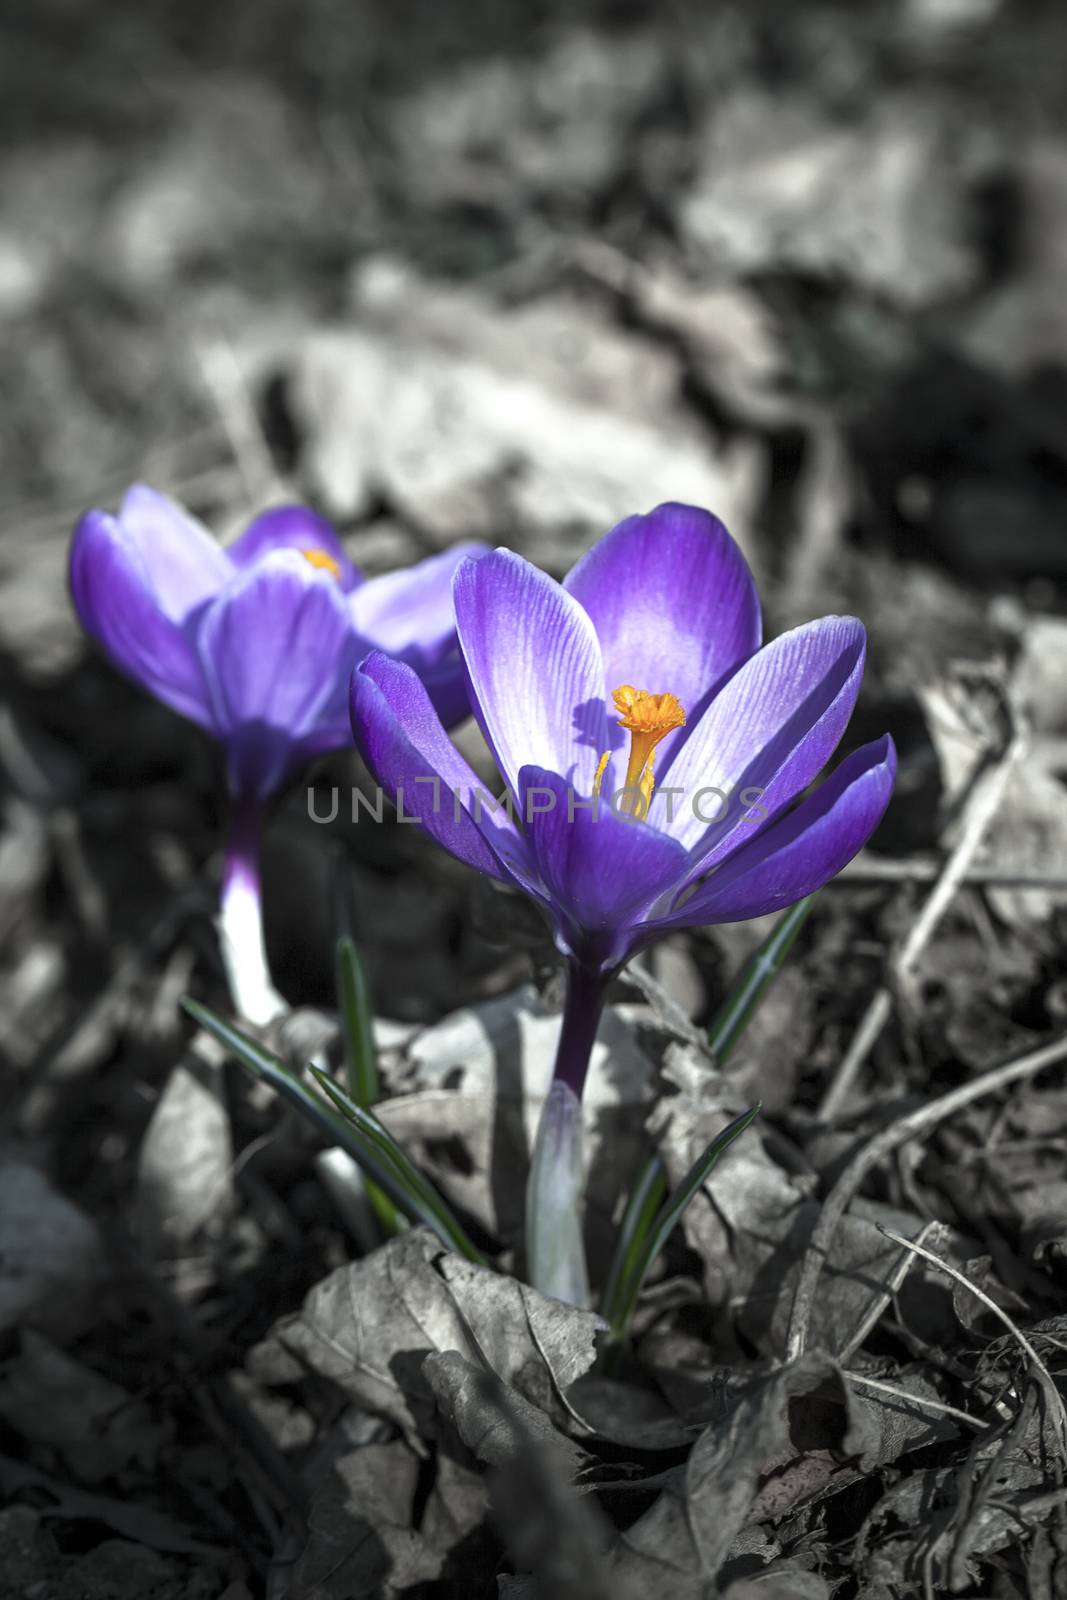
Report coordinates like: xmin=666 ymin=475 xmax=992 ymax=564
xmin=71 ymin=485 xmax=482 ymax=1024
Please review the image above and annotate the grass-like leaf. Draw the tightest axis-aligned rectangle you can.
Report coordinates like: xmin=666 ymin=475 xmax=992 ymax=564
xmin=603 ymin=1103 xmax=761 ymax=1347
xmin=336 ymin=936 xmax=380 ymax=1107
xmin=598 ymin=1151 xmax=668 ymax=1334
xmin=182 ymin=997 xmax=484 ymax=1264
xmin=601 ymin=895 xmax=818 ymax=1345
xmin=706 ymin=891 xmax=819 ymax=1063
xmin=333 ymin=936 xmax=401 ymax=1236
xmin=307 ymin=1065 xmax=484 ymax=1262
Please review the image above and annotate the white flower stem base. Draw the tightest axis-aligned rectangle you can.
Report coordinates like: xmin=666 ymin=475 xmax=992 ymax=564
xmin=525 ymin=1078 xmax=590 ymax=1308
xmin=217 ymin=802 xmax=286 ymax=1027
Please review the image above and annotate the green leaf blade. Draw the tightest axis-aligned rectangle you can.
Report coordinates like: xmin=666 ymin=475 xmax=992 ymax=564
xmin=181 ymin=997 xmax=483 ymax=1265
xmin=606 ymin=1104 xmax=761 ymax=1346
xmin=334 ymin=937 xmax=402 ymax=1235
xmin=599 ymin=1154 xmax=668 ymax=1333
xmin=336 ymin=936 xmax=380 ymax=1108
xmin=707 ymin=892 xmax=819 ymax=1065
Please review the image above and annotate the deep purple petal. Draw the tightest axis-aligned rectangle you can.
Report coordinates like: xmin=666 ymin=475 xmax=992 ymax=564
xmin=418 ymin=650 xmax=474 ymax=730
xmin=454 ymin=549 xmax=610 ymax=801
xmin=70 ymin=510 xmax=213 ymax=727
xmin=117 ymin=484 xmax=233 ymax=622
xmin=351 ymin=652 xmax=533 ymax=885
xmin=518 ymin=766 xmax=689 ymax=967
xmin=658 ymin=736 xmax=896 ymax=929
xmin=350 ymin=543 xmax=487 ymax=668
xmin=196 ymin=551 xmax=357 ymax=798
xmin=666 ymin=615 xmax=867 ymax=865
xmin=226 ymin=505 xmax=360 ymax=592
xmin=563 ymin=502 xmax=761 ymax=763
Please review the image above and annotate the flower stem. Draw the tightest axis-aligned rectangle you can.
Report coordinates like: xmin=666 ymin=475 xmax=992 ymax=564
xmin=523 ymin=960 xmax=607 ymax=1305
xmin=217 ymin=800 xmax=286 ymax=1027
xmin=551 ymin=960 xmax=607 ymax=1098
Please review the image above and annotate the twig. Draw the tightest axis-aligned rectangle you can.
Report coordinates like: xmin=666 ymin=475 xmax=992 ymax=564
xmin=837 ymin=857 xmax=1067 ymax=890
xmin=818 ymin=718 xmax=1026 ymax=1119
xmin=837 ymin=1220 xmax=940 ymax=1363
xmin=946 ymin=1384 xmax=1037 ymax=1592
xmin=877 ymin=1228 xmax=1067 ymax=1454
xmin=785 ymin=1031 xmax=1067 ymax=1362
xmin=845 ymin=1372 xmax=986 ymax=1431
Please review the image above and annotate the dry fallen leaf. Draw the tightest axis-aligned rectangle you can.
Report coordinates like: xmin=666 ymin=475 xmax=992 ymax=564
xmin=249 ymin=1227 xmax=602 ymax=1448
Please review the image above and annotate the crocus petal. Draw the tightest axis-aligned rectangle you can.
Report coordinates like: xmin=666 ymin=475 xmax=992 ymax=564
xmin=351 ymin=543 xmax=486 ymax=730
xmin=518 ymin=766 xmax=689 ymax=966
xmin=118 ymin=484 xmax=233 ymax=622
xmin=351 ymin=543 xmax=486 ymax=668
xmin=226 ymin=505 xmax=359 ymax=592
xmin=657 ymin=736 xmax=896 ymax=929
xmin=666 ymin=616 xmax=866 ymax=863
xmin=351 ymin=652 xmax=534 ymax=885
xmin=70 ymin=510 xmax=213 ymax=727
xmin=197 ymin=551 xmax=357 ymax=798
xmin=454 ymin=549 xmax=610 ymax=802
xmin=563 ymin=503 xmax=761 ymax=759
xmin=417 ymin=650 xmax=474 ymax=730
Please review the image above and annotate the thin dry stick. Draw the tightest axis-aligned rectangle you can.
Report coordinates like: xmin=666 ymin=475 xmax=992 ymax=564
xmin=785 ymin=1031 xmax=1067 ymax=1362
xmin=837 ymin=1220 xmax=941 ymax=1364
xmin=818 ymin=723 xmax=1026 ymax=1120
xmin=845 ymin=1372 xmax=986 ymax=1431
xmin=877 ymin=1227 xmax=1067 ymax=1452
xmin=837 ymin=858 xmax=1067 ymax=890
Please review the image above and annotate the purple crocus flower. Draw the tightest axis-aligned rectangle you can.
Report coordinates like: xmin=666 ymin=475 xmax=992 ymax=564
xmin=71 ymin=484 xmax=481 ymax=1023
xmin=351 ymin=503 xmax=895 ymax=1297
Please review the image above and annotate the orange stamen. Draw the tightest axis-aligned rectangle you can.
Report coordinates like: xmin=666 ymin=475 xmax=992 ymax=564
xmin=301 ymin=547 xmax=342 ymax=579
xmin=597 ymin=685 xmax=686 ymax=819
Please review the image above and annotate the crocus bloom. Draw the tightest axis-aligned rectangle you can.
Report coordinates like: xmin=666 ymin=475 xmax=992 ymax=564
xmin=351 ymin=502 xmax=895 ymax=1298
xmin=71 ymin=484 xmax=481 ymax=1023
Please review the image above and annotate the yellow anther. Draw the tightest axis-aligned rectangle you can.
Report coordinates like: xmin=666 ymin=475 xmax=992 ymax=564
xmin=596 ymin=685 xmax=686 ymax=819
xmin=301 ymin=547 xmax=342 ymax=579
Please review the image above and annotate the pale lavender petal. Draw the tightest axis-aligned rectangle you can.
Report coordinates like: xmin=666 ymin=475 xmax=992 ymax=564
xmin=518 ymin=767 xmax=689 ymax=966
xmin=69 ymin=510 xmax=213 ymax=727
xmin=666 ymin=616 xmax=866 ymax=864
xmin=118 ymin=484 xmax=232 ymax=622
xmin=454 ymin=549 xmax=610 ymax=801
xmin=657 ymin=736 xmax=896 ymax=929
xmin=351 ymin=652 xmax=534 ymax=885
xmin=197 ymin=551 xmax=356 ymax=797
xmin=227 ymin=505 xmax=359 ymax=592
xmin=350 ymin=543 xmax=486 ymax=669
xmin=563 ymin=502 xmax=761 ymax=763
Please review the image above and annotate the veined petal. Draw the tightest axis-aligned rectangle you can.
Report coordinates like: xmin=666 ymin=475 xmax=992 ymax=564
xmin=661 ymin=736 xmax=896 ymax=928
xmin=118 ymin=484 xmax=233 ymax=622
xmin=351 ymin=652 xmax=533 ymax=885
xmin=666 ymin=615 xmax=867 ymax=862
xmin=69 ymin=510 xmax=213 ymax=727
xmin=227 ymin=505 xmax=360 ymax=592
xmin=454 ymin=549 xmax=610 ymax=802
xmin=197 ymin=550 xmax=357 ymax=798
xmin=518 ymin=766 xmax=689 ymax=964
xmin=563 ymin=502 xmax=761 ymax=760
xmin=417 ymin=648 xmax=474 ymax=731
xmin=350 ymin=543 xmax=487 ymax=668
